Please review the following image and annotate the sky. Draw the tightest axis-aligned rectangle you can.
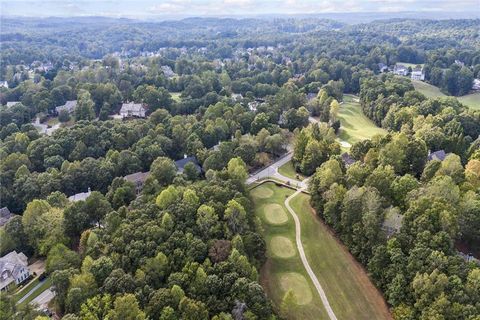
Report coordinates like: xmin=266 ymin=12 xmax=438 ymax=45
xmin=1 ymin=0 xmax=478 ymax=19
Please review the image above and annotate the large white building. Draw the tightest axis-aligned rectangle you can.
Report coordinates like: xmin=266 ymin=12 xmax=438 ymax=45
xmin=120 ymin=102 xmax=146 ymax=119
xmin=393 ymin=64 xmax=408 ymax=76
xmin=411 ymin=66 xmax=425 ymax=81
xmin=0 ymin=251 xmax=30 ymax=291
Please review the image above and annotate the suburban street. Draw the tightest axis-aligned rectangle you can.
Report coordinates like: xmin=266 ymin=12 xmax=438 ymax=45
xmin=246 ymin=152 xmax=307 ymax=189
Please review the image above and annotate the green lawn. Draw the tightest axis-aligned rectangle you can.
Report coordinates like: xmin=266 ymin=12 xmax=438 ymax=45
xmin=290 ymin=193 xmax=391 ymax=320
xmin=14 ymin=277 xmax=52 ymax=307
xmin=337 ymin=95 xmax=387 ymax=146
xmin=251 ymin=182 xmax=391 ymax=320
xmin=412 ymin=80 xmax=480 ymax=110
xmin=278 ymin=161 xmax=305 ymax=181
xmin=397 ymin=62 xmax=424 ymax=69
xmin=251 ymin=182 xmax=330 ymax=320
xmin=13 ymin=278 xmax=40 ymax=303
xmin=459 ymin=93 xmax=480 ymax=110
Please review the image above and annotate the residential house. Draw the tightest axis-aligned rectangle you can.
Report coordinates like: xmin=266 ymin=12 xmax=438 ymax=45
xmin=248 ymin=98 xmax=265 ymax=112
xmin=5 ymin=101 xmax=21 ymax=108
xmin=175 ymin=155 xmax=202 ymax=174
xmin=306 ymin=93 xmax=317 ymax=101
xmin=231 ymin=93 xmax=243 ymax=102
xmin=382 ymin=207 xmax=404 ymax=238
xmin=0 ymin=81 xmax=8 ymax=88
xmin=341 ymin=153 xmax=356 ymax=167
xmin=0 ymin=207 xmax=14 ymax=227
xmin=56 ymin=100 xmax=77 ymax=114
xmin=120 ymin=102 xmax=146 ymax=119
xmin=454 ymin=60 xmax=465 ymax=67
xmin=0 ymin=251 xmax=30 ymax=291
xmin=411 ymin=65 xmax=425 ymax=81
xmin=428 ymin=150 xmax=447 ymax=162
xmin=124 ymin=172 xmax=150 ymax=195
xmin=472 ymin=79 xmax=480 ymax=91
xmin=378 ymin=63 xmax=388 ymax=73
xmin=393 ymin=64 xmax=408 ymax=76
xmin=68 ymin=188 xmax=92 ymax=202
xmin=161 ymin=65 xmax=176 ymax=78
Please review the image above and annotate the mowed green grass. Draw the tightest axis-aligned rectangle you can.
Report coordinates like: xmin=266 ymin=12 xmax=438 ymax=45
xmin=278 ymin=160 xmax=305 ymax=180
xmin=397 ymin=62 xmax=424 ymax=69
xmin=251 ymin=182 xmax=330 ymax=319
xmin=412 ymin=80 xmax=480 ymax=110
xmin=290 ymin=192 xmax=392 ymax=320
xmin=337 ymin=95 xmax=387 ymax=146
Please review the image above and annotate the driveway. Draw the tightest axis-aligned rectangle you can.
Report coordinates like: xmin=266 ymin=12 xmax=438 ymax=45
xmin=30 ymin=288 xmax=55 ymax=309
xmin=246 ymin=152 xmax=308 ymax=189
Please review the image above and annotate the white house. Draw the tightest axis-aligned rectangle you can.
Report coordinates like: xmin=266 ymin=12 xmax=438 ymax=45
xmin=0 ymin=81 xmax=8 ymax=88
xmin=120 ymin=102 xmax=146 ymax=119
xmin=161 ymin=65 xmax=176 ymax=78
xmin=0 ymin=251 xmax=30 ymax=291
xmin=411 ymin=66 xmax=425 ymax=81
xmin=393 ymin=64 xmax=408 ymax=76
xmin=472 ymin=79 xmax=480 ymax=91
xmin=5 ymin=101 xmax=21 ymax=108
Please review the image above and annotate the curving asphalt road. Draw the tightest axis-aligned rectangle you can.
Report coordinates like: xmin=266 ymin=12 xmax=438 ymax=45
xmin=285 ymin=185 xmax=338 ymax=320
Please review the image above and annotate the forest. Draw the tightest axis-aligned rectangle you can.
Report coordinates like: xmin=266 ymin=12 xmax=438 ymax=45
xmin=0 ymin=16 xmax=479 ymax=320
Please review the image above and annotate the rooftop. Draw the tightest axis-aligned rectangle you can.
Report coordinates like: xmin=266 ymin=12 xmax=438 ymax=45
xmin=68 ymin=188 xmax=92 ymax=202
xmin=0 ymin=207 xmax=13 ymax=227
xmin=428 ymin=150 xmax=447 ymax=162
xmin=120 ymin=102 xmax=145 ymax=113
xmin=175 ymin=156 xmax=202 ymax=173
xmin=124 ymin=171 xmax=150 ymax=183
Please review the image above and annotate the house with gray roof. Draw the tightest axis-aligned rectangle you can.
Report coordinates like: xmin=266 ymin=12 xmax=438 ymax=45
xmin=56 ymin=100 xmax=77 ymax=114
xmin=0 ymin=207 xmax=14 ymax=227
xmin=411 ymin=65 xmax=425 ymax=81
xmin=393 ymin=64 xmax=408 ymax=76
xmin=161 ymin=65 xmax=176 ymax=78
xmin=428 ymin=150 xmax=447 ymax=162
xmin=0 ymin=251 xmax=30 ymax=291
xmin=124 ymin=172 xmax=150 ymax=194
xmin=68 ymin=188 xmax=92 ymax=202
xmin=382 ymin=207 xmax=404 ymax=238
xmin=175 ymin=155 xmax=202 ymax=174
xmin=120 ymin=102 xmax=146 ymax=119
xmin=341 ymin=153 xmax=356 ymax=167
xmin=378 ymin=63 xmax=389 ymax=73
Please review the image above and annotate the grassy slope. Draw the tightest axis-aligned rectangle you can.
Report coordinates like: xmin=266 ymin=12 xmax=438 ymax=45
xmin=290 ymin=192 xmax=392 ymax=320
xmin=337 ymin=95 xmax=387 ymax=145
xmin=397 ymin=62 xmax=424 ymax=68
xmin=278 ymin=161 xmax=305 ymax=181
xmin=252 ymin=183 xmax=330 ymax=320
xmin=412 ymin=80 xmax=480 ymax=110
